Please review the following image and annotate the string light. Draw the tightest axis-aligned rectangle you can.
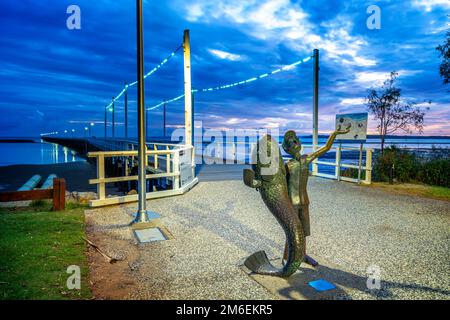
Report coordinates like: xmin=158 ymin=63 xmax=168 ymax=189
xmin=146 ymin=54 xmax=313 ymax=110
xmin=105 ymin=45 xmax=182 ymax=110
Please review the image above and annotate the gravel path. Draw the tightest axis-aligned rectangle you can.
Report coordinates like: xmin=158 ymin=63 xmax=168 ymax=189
xmin=85 ymin=177 xmax=450 ymax=300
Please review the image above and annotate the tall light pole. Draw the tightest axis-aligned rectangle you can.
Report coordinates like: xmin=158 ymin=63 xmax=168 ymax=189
xmin=112 ymin=97 xmax=115 ymax=138
xmin=134 ymin=0 xmax=159 ymax=225
xmin=146 ymin=107 xmax=149 ymax=141
xmin=104 ymin=106 xmax=107 ymax=141
xmin=163 ymin=100 xmax=166 ymax=137
xmin=89 ymin=122 xmax=94 ymax=137
xmin=312 ymin=49 xmax=319 ymax=175
xmin=124 ymin=82 xmax=128 ymax=139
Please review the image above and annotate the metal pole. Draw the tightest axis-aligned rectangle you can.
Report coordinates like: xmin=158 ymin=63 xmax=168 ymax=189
xmin=146 ymin=108 xmax=149 ymax=141
xmin=312 ymin=49 xmax=319 ymax=174
xmin=124 ymin=82 xmax=128 ymax=139
xmin=163 ymin=101 xmax=166 ymax=137
xmin=112 ymin=97 xmax=115 ymax=138
xmin=183 ymin=29 xmax=192 ymax=147
xmin=104 ymin=106 xmax=107 ymax=141
xmin=135 ymin=0 xmax=148 ymax=223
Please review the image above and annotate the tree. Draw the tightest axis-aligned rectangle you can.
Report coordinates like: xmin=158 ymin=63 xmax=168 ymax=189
xmin=366 ymin=72 xmax=427 ymax=154
xmin=436 ymin=29 xmax=449 ymax=85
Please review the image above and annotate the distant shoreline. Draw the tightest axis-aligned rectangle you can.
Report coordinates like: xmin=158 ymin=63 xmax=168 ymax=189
xmin=0 ymin=139 xmax=35 ymax=143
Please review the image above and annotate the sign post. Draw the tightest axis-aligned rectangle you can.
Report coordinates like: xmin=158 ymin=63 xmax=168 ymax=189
xmin=335 ymin=113 xmax=369 ymax=183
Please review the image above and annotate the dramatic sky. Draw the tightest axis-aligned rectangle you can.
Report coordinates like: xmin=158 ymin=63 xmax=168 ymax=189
xmin=0 ymin=0 xmax=449 ymax=137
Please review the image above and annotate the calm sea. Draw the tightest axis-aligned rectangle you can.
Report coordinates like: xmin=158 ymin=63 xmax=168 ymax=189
xmin=0 ymin=138 xmax=85 ymax=166
xmin=0 ymin=135 xmax=448 ymax=167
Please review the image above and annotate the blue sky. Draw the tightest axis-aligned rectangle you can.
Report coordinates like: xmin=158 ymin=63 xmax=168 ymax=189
xmin=0 ymin=0 xmax=449 ymax=137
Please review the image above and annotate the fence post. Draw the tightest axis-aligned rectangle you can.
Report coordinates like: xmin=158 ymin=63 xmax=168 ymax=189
xmin=154 ymin=144 xmax=158 ymax=169
xmin=166 ymin=146 xmax=171 ymax=173
xmin=173 ymin=151 xmax=180 ymax=190
xmin=52 ymin=178 xmax=66 ymax=211
xmin=335 ymin=144 xmax=342 ymax=181
xmin=365 ymin=148 xmax=373 ymax=184
xmin=97 ymin=154 xmax=106 ymax=200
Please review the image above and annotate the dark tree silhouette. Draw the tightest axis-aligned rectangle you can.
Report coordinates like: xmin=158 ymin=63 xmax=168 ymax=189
xmin=436 ymin=29 xmax=449 ymax=85
xmin=366 ymin=72 xmax=427 ymax=153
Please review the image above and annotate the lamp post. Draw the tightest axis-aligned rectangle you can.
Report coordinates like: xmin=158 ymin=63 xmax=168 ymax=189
xmin=124 ymin=82 xmax=128 ymax=139
xmin=163 ymin=100 xmax=166 ymax=137
xmin=312 ymin=49 xmax=319 ymax=175
xmin=133 ymin=0 xmax=160 ymax=225
xmin=112 ymin=97 xmax=115 ymax=139
xmin=89 ymin=122 xmax=94 ymax=137
xmin=104 ymin=106 xmax=107 ymax=141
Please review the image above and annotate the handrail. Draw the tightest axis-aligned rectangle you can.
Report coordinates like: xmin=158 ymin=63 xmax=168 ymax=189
xmin=87 ymin=142 xmax=197 ymax=207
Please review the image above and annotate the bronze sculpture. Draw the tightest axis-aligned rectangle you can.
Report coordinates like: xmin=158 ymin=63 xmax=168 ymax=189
xmin=243 ymin=134 xmax=305 ymax=277
xmin=243 ymin=127 xmax=350 ymax=277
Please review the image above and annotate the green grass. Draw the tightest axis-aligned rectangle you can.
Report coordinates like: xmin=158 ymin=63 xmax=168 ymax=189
xmin=369 ymin=182 xmax=450 ymax=202
xmin=0 ymin=206 xmax=92 ymax=300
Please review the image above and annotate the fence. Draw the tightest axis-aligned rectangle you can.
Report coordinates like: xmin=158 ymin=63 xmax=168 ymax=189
xmin=195 ymin=141 xmax=373 ymax=185
xmin=0 ymin=178 xmax=66 ymax=210
xmin=87 ymin=138 xmax=197 ymax=207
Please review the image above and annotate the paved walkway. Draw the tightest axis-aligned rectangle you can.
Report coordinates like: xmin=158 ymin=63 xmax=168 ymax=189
xmin=85 ymin=177 xmax=450 ymax=300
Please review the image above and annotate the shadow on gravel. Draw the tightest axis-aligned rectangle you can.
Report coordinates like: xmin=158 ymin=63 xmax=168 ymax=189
xmin=281 ymin=264 xmax=450 ymax=300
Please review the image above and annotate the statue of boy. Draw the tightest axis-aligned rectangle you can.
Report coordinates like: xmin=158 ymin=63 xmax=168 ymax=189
xmin=282 ymin=126 xmax=350 ymax=265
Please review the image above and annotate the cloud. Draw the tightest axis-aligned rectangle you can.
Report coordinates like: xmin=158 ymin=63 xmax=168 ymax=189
xmin=340 ymin=98 xmax=365 ymax=106
xmin=208 ymin=49 xmax=243 ymax=61
xmin=354 ymin=70 xmax=423 ymax=86
xmin=412 ymin=0 xmax=450 ymax=12
xmin=179 ymin=0 xmax=375 ymax=67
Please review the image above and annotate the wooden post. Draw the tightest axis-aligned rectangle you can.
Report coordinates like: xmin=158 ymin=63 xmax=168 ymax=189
xmin=365 ymin=148 xmax=373 ymax=184
xmin=166 ymin=146 xmax=170 ymax=174
xmin=154 ymin=144 xmax=158 ymax=169
xmin=183 ymin=29 xmax=192 ymax=148
xmin=357 ymin=143 xmax=363 ymax=184
xmin=173 ymin=151 xmax=180 ymax=190
xmin=52 ymin=178 xmax=65 ymax=211
xmin=97 ymin=154 xmax=106 ymax=200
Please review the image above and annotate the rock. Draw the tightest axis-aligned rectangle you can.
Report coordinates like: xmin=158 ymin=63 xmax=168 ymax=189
xmin=65 ymin=191 xmax=97 ymax=204
xmin=78 ymin=192 xmax=98 ymax=204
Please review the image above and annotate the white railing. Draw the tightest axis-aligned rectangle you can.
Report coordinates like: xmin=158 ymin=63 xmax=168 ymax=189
xmin=306 ymin=144 xmax=373 ymax=184
xmin=193 ymin=141 xmax=373 ymax=185
xmin=87 ymin=140 xmax=197 ymax=207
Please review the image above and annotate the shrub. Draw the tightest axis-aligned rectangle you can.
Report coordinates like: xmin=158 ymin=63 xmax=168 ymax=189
xmin=373 ymin=146 xmax=419 ymax=183
xmin=418 ymin=159 xmax=450 ymax=188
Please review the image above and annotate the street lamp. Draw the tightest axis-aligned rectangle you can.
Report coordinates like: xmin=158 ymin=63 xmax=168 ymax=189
xmin=89 ymin=122 xmax=94 ymax=137
xmin=133 ymin=0 xmax=160 ymax=226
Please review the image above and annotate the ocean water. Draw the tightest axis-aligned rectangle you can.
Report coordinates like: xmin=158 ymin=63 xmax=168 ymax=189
xmin=0 ymin=139 xmax=85 ymax=166
xmin=0 ymin=135 xmax=448 ymax=168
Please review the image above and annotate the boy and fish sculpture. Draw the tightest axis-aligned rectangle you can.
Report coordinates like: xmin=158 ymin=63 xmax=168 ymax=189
xmin=243 ymin=125 xmax=350 ymax=277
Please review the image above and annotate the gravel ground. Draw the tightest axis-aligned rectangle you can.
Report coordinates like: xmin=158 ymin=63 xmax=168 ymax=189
xmin=85 ymin=177 xmax=450 ymax=300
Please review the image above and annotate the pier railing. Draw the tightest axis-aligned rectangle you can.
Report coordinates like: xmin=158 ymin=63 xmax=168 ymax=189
xmin=87 ymin=139 xmax=197 ymax=207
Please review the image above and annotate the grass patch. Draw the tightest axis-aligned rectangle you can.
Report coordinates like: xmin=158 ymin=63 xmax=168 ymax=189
xmin=0 ymin=207 xmax=92 ymax=300
xmin=369 ymin=182 xmax=450 ymax=202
